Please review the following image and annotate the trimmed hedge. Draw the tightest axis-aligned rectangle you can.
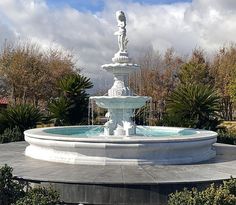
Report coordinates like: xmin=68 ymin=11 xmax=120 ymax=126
xmin=217 ymin=122 xmax=236 ymax=145
xmin=168 ymin=178 xmax=236 ymax=205
xmin=217 ymin=129 xmax=236 ymax=145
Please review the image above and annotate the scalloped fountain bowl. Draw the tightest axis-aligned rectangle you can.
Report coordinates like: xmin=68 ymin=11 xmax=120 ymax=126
xmin=24 ymin=126 xmax=217 ymax=165
xmin=90 ymin=96 xmax=150 ymax=109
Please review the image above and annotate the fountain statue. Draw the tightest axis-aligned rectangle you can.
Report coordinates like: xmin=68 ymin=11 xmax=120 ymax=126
xmin=24 ymin=11 xmax=217 ymax=165
xmin=114 ymin=10 xmax=128 ymax=53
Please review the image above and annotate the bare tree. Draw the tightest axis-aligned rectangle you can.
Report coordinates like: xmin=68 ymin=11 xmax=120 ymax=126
xmin=210 ymin=45 xmax=236 ymax=120
xmin=0 ymin=41 xmax=77 ymax=106
xmin=130 ymin=48 xmax=182 ymax=101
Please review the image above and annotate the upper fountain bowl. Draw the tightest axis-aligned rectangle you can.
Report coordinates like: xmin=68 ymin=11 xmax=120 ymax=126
xmin=90 ymin=96 xmax=150 ymax=109
xmin=102 ymin=63 xmax=140 ymax=74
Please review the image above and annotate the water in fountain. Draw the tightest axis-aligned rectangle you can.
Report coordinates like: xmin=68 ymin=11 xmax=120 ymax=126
xmin=88 ymin=98 xmax=91 ymax=125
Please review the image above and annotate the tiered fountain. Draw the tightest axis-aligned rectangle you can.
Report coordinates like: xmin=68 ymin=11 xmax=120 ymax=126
xmin=90 ymin=10 xmax=149 ymax=137
xmin=24 ymin=11 xmax=217 ymax=165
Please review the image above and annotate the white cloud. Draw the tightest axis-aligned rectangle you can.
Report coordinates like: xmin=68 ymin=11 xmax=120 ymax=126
xmin=0 ymin=0 xmax=236 ymax=91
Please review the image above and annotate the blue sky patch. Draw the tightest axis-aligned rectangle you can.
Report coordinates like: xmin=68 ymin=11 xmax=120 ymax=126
xmin=46 ymin=0 xmax=192 ymax=12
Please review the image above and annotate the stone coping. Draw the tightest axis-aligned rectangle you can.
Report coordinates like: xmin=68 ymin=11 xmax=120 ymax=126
xmin=24 ymin=126 xmax=217 ymax=143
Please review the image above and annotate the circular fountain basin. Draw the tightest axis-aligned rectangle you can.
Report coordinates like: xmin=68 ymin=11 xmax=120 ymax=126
xmin=24 ymin=126 xmax=217 ymax=165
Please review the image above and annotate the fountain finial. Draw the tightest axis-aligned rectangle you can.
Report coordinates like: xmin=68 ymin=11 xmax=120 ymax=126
xmin=112 ymin=10 xmax=130 ymax=63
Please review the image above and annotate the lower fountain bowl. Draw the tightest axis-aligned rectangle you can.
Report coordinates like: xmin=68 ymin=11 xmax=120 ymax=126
xmin=24 ymin=126 xmax=217 ymax=165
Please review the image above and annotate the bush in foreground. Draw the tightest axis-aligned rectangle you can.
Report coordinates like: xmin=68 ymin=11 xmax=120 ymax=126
xmin=0 ymin=164 xmax=60 ymax=205
xmin=168 ymin=178 xmax=236 ymax=205
xmin=0 ymin=165 xmax=24 ymax=205
xmin=14 ymin=186 xmax=60 ymax=205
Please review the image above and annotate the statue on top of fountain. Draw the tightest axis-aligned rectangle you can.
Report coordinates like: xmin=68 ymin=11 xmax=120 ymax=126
xmin=112 ymin=11 xmax=130 ymax=63
xmin=114 ymin=10 xmax=128 ymax=53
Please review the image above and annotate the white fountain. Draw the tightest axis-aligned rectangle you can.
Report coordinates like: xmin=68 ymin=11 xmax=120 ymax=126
xmin=90 ymin=10 xmax=149 ymax=137
xmin=24 ymin=11 xmax=217 ymax=165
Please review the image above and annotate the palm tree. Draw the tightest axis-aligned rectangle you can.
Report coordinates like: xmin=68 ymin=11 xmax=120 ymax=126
xmin=165 ymin=83 xmax=221 ymax=130
xmin=58 ymin=74 xmax=93 ymax=98
xmin=48 ymin=97 xmax=71 ymax=126
xmin=49 ymin=74 xmax=93 ymax=125
xmin=0 ymin=104 xmax=42 ymax=133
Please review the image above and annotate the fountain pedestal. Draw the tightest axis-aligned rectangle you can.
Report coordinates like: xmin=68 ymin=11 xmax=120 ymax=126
xmin=91 ymin=58 xmax=150 ymax=136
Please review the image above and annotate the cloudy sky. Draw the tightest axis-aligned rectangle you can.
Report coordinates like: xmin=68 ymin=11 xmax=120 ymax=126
xmin=0 ymin=0 xmax=236 ymax=91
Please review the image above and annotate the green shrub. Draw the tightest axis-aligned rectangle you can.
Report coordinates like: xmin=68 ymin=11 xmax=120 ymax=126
xmin=0 ymin=165 xmax=25 ymax=205
xmin=217 ymin=129 xmax=236 ymax=145
xmin=0 ymin=104 xmax=42 ymax=133
xmin=168 ymin=178 xmax=236 ymax=205
xmin=0 ymin=126 xmax=23 ymax=143
xmin=0 ymin=164 xmax=61 ymax=205
xmin=48 ymin=97 xmax=72 ymax=126
xmin=168 ymin=188 xmax=197 ymax=205
xmin=164 ymin=84 xmax=221 ymax=130
xmin=0 ymin=111 xmax=11 ymax=134
xmin=14 ymin=186 xmax=60 ymax=205
xmin=49 ymin=74 xmax=93 ymax=126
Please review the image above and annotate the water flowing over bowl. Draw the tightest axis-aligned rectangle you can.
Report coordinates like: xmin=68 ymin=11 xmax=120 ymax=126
xmin=90 ymin=96 xmax=150 ymax=109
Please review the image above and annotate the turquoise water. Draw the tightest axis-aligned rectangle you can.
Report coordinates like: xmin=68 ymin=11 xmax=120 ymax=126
xmin=43 ymin=126 xmax=197 ymax=138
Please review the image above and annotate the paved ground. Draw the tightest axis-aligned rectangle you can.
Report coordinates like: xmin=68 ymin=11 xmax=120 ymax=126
xmin=0 ymin=142 xmax=235 ymax=184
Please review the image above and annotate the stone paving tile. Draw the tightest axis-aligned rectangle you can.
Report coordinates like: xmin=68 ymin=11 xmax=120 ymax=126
xmin=93 ymin=165 xmax=123 ymax=184
xmin=121 ymin=165 xmax=155 ymax=184
xmin=208 ymin=153 xmax=236 ymax=163
xmin=175 ymin=165 xmax=233 ymax=181
xmin=140 ymin=163 xmax=234 ymax=183
xmin=205 ymin=163 xmax=236 ymax=178
xmin=46 ymin=165 xmax=105 ymax=183
xmin=139 ymin=165 xmax=189 ymax=183
xmin=20 ymin=163 xmax=105 ymax=183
